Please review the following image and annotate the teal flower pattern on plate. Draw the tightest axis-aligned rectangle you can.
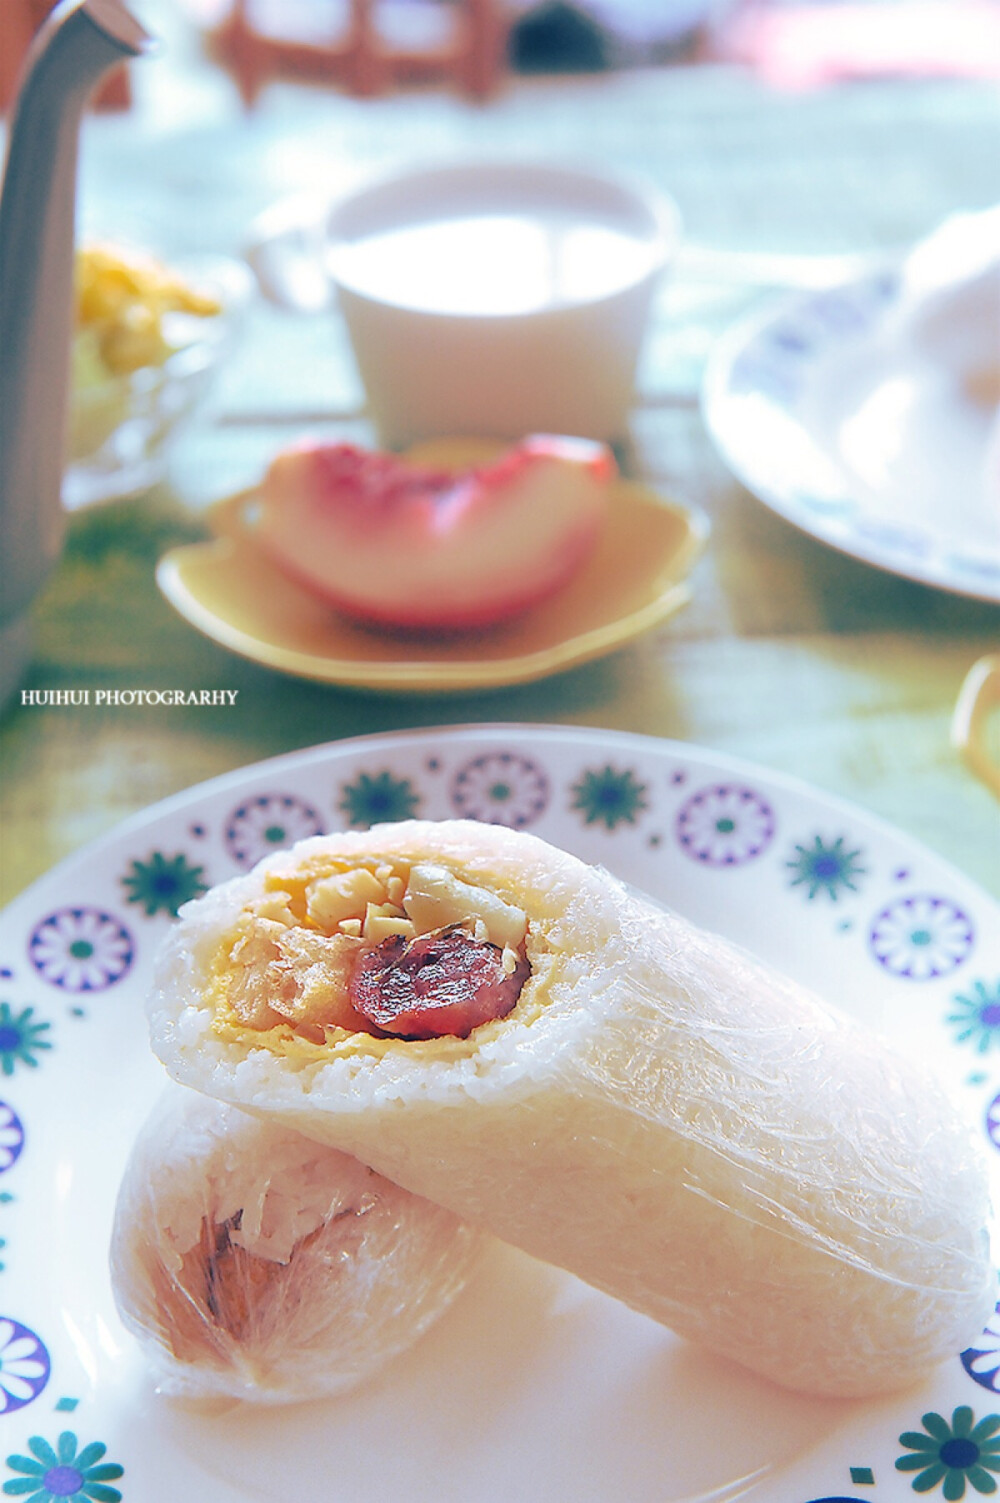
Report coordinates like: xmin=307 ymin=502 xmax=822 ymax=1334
xmin=786 ymin=834 xmax=866 ymax=901
xmin=3 ymin=1431 xmax=123 ymax=1500
xmin=570 ymin=765 xmax=648 ymax=831
xmin=121 ymin=850 xmax=207 ymax=918
xmin=0 ymin=1007 xmax=51 ymax=1076
xmin=896 ymin=1407 xmax=1000 ymax=1498
xmin=948 ymin=981 xmax=1000 ymax=1055
xmin=338 ymin=770 xmax=420 ymax=828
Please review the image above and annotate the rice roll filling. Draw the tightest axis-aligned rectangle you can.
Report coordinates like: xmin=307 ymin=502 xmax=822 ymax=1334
xmin=111 ymin=1088 xmax=482 ymax=1402
xmin=170 ymin=1208 xmax=332 ymax=1355
xmin=213 ymin=857 xmax=534 ymax=1047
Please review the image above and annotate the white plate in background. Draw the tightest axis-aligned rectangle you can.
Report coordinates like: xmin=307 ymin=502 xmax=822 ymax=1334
xmin=703 ymin=270 xmax=1000 ymax=603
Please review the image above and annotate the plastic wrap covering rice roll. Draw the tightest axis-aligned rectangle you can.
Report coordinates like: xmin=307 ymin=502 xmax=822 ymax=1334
xmin=147 ymin=820 xmax=997 ymax=1399
xmin=109 ymin=1086 xmax=481 ymax=1402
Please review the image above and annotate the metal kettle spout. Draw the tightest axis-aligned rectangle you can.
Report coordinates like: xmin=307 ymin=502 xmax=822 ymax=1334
xmin=0 ymin=0 xmax=152 ymax=642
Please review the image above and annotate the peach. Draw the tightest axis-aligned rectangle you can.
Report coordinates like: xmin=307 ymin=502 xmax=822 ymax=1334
xmin=253 ymin=435 xmax=614 ymax=630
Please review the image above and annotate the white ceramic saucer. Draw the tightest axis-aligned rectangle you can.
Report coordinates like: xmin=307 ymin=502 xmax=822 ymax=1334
xmin=703 ymin=269 xmax=1000 ymax=602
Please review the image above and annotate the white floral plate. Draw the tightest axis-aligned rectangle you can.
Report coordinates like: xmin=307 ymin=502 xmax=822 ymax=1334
xmin=702 ymin=270 xmax=1000 ymax=602
xmin=1 ymin=724 xmax=999 ymax=1503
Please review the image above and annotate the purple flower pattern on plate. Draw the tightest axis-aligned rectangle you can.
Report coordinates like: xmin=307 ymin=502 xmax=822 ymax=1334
xmin=224 ymin=793 xmax=325 ymax=869
xmin=450 ymin=752 xmax=550 ymax=828
xmin=675 ymin=784 xmax=775 ymax=867
xmin=27 ymin=909 xmax=134 ymax=992
xmin=869 ymin=894 xmax=974 ymax=981
xmin=0 ymin=1319 xmax=49 ymax=1414
xmin=0 ymin=1105 xmax=24 ymax=1173
xmin=985 ymin=1092 xmax=1000 ymax=1152
xmin=963 ymin=1306 xmax=1000 ymax=1395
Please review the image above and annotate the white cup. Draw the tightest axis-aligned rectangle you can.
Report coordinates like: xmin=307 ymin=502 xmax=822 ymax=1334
xmin=249 ymin=159 xmax=679 ymax=448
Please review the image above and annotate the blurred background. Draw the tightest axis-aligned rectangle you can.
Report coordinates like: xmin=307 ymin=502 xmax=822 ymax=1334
xmin=0 ymin=0 xmax=997 ymax=902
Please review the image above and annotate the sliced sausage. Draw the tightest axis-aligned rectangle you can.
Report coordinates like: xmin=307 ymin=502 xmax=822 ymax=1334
xmin=349 ymin=928 xmax=529 ymax=1039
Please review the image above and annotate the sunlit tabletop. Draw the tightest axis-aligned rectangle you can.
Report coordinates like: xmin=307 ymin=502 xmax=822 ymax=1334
xmin=0 ymin=6 xmax=997 ymax=908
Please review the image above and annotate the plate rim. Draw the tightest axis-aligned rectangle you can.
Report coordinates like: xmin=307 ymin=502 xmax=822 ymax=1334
xmin=4 ymin=721 xmax=996 ymax=916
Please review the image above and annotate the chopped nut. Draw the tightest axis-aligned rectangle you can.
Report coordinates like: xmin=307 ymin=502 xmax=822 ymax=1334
xmin=403 ymin=863 xmax=528 ymax=949
xmin=362 ymin=902 xmax=416 ymax=943
xmin=501 ymin=945 xmax=520 ymax=976
xmin=339 ymin=917 xmax=363 ymax=937
xmin=306 ymin=867 xmax=386 ymax=930
xmin=247 ymin=891 xmax=297 ymax=927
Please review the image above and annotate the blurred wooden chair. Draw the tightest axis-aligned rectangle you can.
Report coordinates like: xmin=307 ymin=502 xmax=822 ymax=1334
xmin=209 ymin=0 xmax=510 ymax=104
xmin=0 ymin=0 xmax=132 ymax=111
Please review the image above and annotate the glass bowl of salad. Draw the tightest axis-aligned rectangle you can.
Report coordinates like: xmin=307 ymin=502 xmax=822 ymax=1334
xmin=65 ymin=243 xmax=251 ymax=509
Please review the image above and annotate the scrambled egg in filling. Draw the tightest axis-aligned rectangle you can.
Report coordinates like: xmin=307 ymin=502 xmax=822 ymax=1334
xmin=208 ymin=858 xmax=536 ymax=1061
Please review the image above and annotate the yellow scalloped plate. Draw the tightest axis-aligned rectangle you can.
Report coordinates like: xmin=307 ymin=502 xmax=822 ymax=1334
xmin=156 ymin=440 xmax=708 ymax=693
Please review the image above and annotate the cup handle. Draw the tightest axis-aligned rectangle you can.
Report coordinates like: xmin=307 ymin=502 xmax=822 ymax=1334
xmin=951 ymin=653 xmax=1000 ymax=800
xmin=243 ymin=193 xmax=333 ymax=313
xmin=207 ymin=489 xmax=258 ymax=543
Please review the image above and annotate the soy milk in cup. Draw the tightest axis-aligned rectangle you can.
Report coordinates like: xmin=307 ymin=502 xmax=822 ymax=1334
xmin=253 ymin=160 xmax=679 ymax=446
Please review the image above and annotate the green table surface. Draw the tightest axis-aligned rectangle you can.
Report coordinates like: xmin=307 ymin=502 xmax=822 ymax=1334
xmin=1 ymin=12 xmax=998 ymax=906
